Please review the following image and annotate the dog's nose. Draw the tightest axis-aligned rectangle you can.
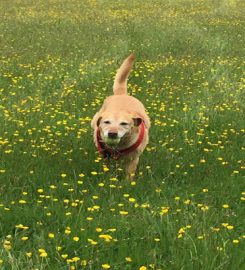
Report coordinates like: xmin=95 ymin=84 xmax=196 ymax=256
xmin=108 ymin=132 xmax=118 ymax=139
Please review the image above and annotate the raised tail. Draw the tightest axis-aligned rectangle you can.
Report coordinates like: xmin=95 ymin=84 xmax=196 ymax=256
xmin=113 ymin=53 xmax=135 ymax=95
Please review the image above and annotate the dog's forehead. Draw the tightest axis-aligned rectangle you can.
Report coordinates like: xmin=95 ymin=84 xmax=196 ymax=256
xmin=102 ymin=111 xmax=132 ymax=122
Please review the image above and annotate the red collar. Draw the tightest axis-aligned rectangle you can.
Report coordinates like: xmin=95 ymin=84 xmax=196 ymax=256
xmin=96 ymin=123 xmax=145 ymax=160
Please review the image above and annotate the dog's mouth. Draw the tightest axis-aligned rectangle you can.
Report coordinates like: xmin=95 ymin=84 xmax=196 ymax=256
xmin=103 ymin=136 xmax=121 ymax=146
xmin=100 ymin=129 xmax=132 ymax=147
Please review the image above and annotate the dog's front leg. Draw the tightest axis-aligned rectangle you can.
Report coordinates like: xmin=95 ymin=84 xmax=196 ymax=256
xmin=125 ymin=156 xmax=139 ymax=180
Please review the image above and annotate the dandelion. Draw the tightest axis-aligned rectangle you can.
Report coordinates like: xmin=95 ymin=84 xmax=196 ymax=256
xmin=103 ymin=166 xmax=109 ymax=172
xmin=39 ymin=251 xmax=48 ymax=257
xmin=81 ymin=260 xmax=87 ymax=266
xmin=184 ymin=199 xmax=191 ymax=204
xmin=19 ymin=200 xmax=27 ymax=204
xmin=119 ymin=211 xmax=129 ymax=215
xmin=98 ymin=183 xmax=104 ymax=187
xmin=99 ymin=234 xmax=113 ymax=242
xmin=72 ymin=257 xmax=80 ymax=262
xmin=102 ymin=263 xmax=111 ymax=269
xmin=3 ymin=240 xmax=12 ymax=251
xmin=73 ymin=236 xmax=79 ymax=241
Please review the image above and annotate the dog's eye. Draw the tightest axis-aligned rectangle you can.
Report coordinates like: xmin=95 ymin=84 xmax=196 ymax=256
xmin=120 ymin=122 xmax=129 ymax=126
xmin=104 ymin=121 xmax=111 ymax=124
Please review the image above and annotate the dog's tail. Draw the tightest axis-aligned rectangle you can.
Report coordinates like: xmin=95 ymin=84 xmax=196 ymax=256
xmin=113 ymin=53 xmax=135 ymax=95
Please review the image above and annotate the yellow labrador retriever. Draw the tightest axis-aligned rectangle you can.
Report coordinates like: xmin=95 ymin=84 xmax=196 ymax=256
xmin=91 ymin=54 xmax=150 ymax=179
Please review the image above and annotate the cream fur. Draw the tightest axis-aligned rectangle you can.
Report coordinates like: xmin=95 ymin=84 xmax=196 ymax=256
xmin=91 ymin=54 xmax=151 ymax=179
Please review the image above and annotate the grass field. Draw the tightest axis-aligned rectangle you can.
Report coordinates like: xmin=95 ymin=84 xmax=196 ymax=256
xmin=0 ymin=0 xmax=245 ymax=269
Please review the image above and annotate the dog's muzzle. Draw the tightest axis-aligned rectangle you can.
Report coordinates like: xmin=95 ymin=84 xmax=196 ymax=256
xmin=108 ymin=132 xmax=118 ymax=139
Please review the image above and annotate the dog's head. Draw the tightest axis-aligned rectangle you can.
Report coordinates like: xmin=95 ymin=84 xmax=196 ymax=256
xmin=97 ymin=111 xmax=142 ymax=146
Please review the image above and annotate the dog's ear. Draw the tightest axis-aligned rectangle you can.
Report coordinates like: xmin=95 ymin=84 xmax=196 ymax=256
xmin=133 ymin=117 xmax=143 ymax=127
xmin=97 ymin=116 xmax=102 ymax=127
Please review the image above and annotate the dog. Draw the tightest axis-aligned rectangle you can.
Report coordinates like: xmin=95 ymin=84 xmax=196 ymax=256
xmin=91 ymin=54 xmax=150 ymax=179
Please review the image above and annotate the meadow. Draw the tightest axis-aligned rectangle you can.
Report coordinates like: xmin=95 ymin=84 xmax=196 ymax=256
xmin=0 ymin=0 xmax=244 ymax=269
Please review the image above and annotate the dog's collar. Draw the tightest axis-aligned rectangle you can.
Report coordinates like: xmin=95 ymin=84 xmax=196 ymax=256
xmin=96 ymin=122 xmax=145 ymax=160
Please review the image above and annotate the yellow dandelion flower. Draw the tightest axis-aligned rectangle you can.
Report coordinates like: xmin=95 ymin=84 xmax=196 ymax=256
xmin=98 ymin=183 xmax=104 ymax=187
xmin=119 ymin=211 xmax=128 ymax=215
xmin=26 ymin=252 xmax=32 ymax=257
xmin=39 ymin=252 xmax=48 ymax=258
xmin=102 ymin=263 xmax=111 ymax=269
xmin=178 ymin=228 xmax=185 ymax=234
xmin=73 ymin=236 xmax=79 ymax=241
xmin=184 ymin=199 xmax=191 ymax=204
xmin=99 ymin=234 xmax=113 ymax=242
xmin=103 ymin=166 xmax=109 ymax=172
xmin=81 ymin=260 xmax=87 ymax=266
xmin=61 ymin=254 xmax=68 ymax=259
xmin=19 ymin=200 xmax=27 ymax=204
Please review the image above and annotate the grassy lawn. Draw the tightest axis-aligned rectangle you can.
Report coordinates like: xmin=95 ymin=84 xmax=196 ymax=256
xmin=0 ymin=0 xmax=244 ymax=269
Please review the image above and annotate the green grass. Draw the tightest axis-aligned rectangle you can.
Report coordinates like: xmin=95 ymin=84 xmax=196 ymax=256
xmin=0 ymin=0 xmax=245 ymax=269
